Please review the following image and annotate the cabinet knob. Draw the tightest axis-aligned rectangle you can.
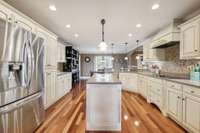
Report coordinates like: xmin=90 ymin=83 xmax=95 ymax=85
xmin=195 ymin=50 xmax=198 ymax=52
xmin=182 ymin=98 xmax=185 ymax=101
xmin=177 ymin=96 xmax=180 ymax=99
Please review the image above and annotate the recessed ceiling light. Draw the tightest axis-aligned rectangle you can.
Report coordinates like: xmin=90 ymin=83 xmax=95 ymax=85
xmin=152 ymin=4 xmax=160 ymax=10
xmin=74 ymin=33 xmax=79 ymax=37
xmin=66 ymin=24 xmax=71 ymax=28
xmin=136 ymin=24 xmax=142 ymax=28
xmin=49 ymin=5 xmax=56 ymax=11
xmin=128 ymin=33 xmax=133 ymax=37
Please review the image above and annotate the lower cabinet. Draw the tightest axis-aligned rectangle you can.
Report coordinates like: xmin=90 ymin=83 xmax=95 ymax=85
xmin=148 ymin=78 xmax=165 ymax=113
xmin=45 ymin=70 xmax=56 ymax=109
xmin=138 ymin=75 xmax=148 ymax=99
xmin=56 ymin=73 xmax=72 ymax=100
xmin=167 ymin=82 xmax=200 ymax=133
xmin=119 ymin=73 xmax=138 ymax=92
xmin=182 ymin=87 xmax=200 ymax=133
xmin=45 ymin=72 xmax=72 ymax=109
xmin=167 ymin=87 xmax=182 ymax=123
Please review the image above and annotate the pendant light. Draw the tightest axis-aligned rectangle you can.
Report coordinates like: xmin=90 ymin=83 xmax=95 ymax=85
xmin=124 ymin=42 xmax=128 ymax=60
xmin=136 ymin=40 xmax=140 ymax=60
xmin=111 ymin=43 xmax=114 ymax=60
xmin=98 ymin=19 xmax=107 ymax=51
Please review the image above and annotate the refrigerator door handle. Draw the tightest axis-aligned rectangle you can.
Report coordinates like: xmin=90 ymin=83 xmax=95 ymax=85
xmin=0 ymin=92 xmax=42 ymax=113
xmin=28 ymin=40 xmax=35 ymax=87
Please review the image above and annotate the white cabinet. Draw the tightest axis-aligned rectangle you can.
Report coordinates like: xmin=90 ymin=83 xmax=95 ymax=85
xmin=143 ymin=42 xmax=165 ymax=61
xmin=48 ymin=36 xmax=57 ymax=67
xmin=37 ymin=30 xmax=57 ymax=69
xmin=44 ymin=71 xmax=56 ymax=109
xmin=148 ymin=77 xmax=165 ymax=113
xmin=166 ymin=82 xmax=200 ymax=133
xmin=180 ymin=15 xmax=200 ymax=59
xmin=119 ymin=73 xmax=138 ymax=92
xmin=56 ymin=73 xmax=72 ymax=100
xmin=167 ymin=87 xmax=182 ymax=122
xmin=57 ymin=42 xmax=66 ymax=62
xmin=183 ymin=85 xmax=200 ymax=133
xmin=138 ymin=75 xmax=148 ymax=98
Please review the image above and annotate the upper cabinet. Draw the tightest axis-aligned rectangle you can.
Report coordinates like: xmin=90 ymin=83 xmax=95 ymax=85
xmin=57 ymin=42 xmax=66 ymax=63
xmin=180 ymin=15 xmax=200 ymax=59
xmin=37 ymin=29 xmax=57 ymax=69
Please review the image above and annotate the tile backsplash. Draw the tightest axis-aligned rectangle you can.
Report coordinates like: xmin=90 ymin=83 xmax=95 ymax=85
xmin=145 ymin=44 xmax=200 ymax=74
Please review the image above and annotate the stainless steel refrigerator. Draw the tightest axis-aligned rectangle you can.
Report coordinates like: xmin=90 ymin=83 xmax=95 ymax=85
xmin=0 ymin=16 xmax=45 ymax=133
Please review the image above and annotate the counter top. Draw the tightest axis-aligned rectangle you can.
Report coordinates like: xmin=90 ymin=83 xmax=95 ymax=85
xmin=120 ymin=71 xmax=200 ymax=88
xmin=87 ymin=73 xmax=122 ymax=84
xmin=57 ymin=72 xmax=71 ymax=76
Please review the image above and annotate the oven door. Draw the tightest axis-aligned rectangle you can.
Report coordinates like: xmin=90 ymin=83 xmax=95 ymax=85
xmin=0 ymin=92 xmax=44 ymax=133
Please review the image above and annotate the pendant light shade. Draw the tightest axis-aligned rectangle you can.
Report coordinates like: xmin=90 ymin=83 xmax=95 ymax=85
xmin=98 ymin=19 xmax=107 ymax=51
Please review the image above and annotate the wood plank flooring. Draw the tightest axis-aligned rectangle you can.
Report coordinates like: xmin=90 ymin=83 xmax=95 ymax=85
xmin=35 ymin=80 xmax=187 ymax=133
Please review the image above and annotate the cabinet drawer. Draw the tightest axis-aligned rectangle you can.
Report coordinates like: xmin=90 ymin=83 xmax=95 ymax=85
xmin=149 ymin=77 xmax=163 ymax=84
xmin=167 ymin=81 xmax=182 ymax=91
xmin=149 ymin=82 xmax=162 ymax=96
xmin=183 ymin=85 xmax=200 ymax=97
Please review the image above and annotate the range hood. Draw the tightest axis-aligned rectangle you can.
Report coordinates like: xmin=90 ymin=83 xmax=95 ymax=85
xmin=151 ymin=19 xmax=182 ymax=49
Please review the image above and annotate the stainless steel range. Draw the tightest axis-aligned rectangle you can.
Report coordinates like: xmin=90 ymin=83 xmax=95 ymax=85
xmin=0 ymin=16 xmax=45 ymax=133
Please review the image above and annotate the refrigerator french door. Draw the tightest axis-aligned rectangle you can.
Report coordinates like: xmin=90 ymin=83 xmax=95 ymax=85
xmin=0 ymin=16 xmax=45 ymax=133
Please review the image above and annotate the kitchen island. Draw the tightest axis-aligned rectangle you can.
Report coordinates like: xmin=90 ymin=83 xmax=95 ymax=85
xmin=86 ymin=74 xmax=122 ymax=131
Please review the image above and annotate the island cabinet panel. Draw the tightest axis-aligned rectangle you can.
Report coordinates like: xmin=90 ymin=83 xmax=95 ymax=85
xmin=86 ymin=83 xmax=121 ymax=131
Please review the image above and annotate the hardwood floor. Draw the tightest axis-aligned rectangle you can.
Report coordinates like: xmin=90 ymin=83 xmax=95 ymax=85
xmin=35 ymin=80 xmax=186 ymax=133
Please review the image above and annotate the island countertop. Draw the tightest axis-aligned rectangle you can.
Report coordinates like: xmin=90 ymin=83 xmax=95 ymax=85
xmin=87 ymin=73 xmax=122 ymax=84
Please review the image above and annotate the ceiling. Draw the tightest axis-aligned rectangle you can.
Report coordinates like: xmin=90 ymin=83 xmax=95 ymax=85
xmin=4 ymin=0 xmax=200 ymax=54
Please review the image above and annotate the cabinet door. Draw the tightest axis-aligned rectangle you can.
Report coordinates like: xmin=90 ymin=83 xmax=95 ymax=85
xmin=57 ymin=44 xmax=61 ymax=62
xmin=167 ymin=88 xmax=182 ymax=122
xmin=61 ymin=45 xmax=65 ymax=62
xmin=45 ymin=71 xmax=56 ymax=108
xmin=126 ymin=73 xmax=138 ymax=92
xmin=180 ymin=20 xmax=200 ymax=58
xmin=119 ymin=74 xmax=127 ymax=90
xmin=183 ymin=93 xmax=200 ymax=133
xmin=141 ymin=79 xmax=147 ymax=98
xmin=48 ymin=36 xmax=57 ymax=67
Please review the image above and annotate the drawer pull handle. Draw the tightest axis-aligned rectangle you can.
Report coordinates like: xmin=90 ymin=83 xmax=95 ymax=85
xmin=182 ymin=98 xmax=185 ymax=101
xmin=177 ymin=96 xmax=180 ymax=99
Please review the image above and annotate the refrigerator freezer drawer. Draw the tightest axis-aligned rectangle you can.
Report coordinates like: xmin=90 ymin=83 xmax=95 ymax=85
xmin=0 ymin=92 xmax=44 ymax=133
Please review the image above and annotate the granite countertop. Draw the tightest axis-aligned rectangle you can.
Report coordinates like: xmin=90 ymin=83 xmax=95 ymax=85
xmin=57 ymin=72 xmax=71 ymax=76
xmin=87 ymin=73 xmax=122 ymax=84
xmin=120 ymin=71 xmax=200 ymax=88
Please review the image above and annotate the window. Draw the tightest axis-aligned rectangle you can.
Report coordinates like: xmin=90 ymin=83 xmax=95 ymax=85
xmin=95 ymin=56 xmax=113 ymax=71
